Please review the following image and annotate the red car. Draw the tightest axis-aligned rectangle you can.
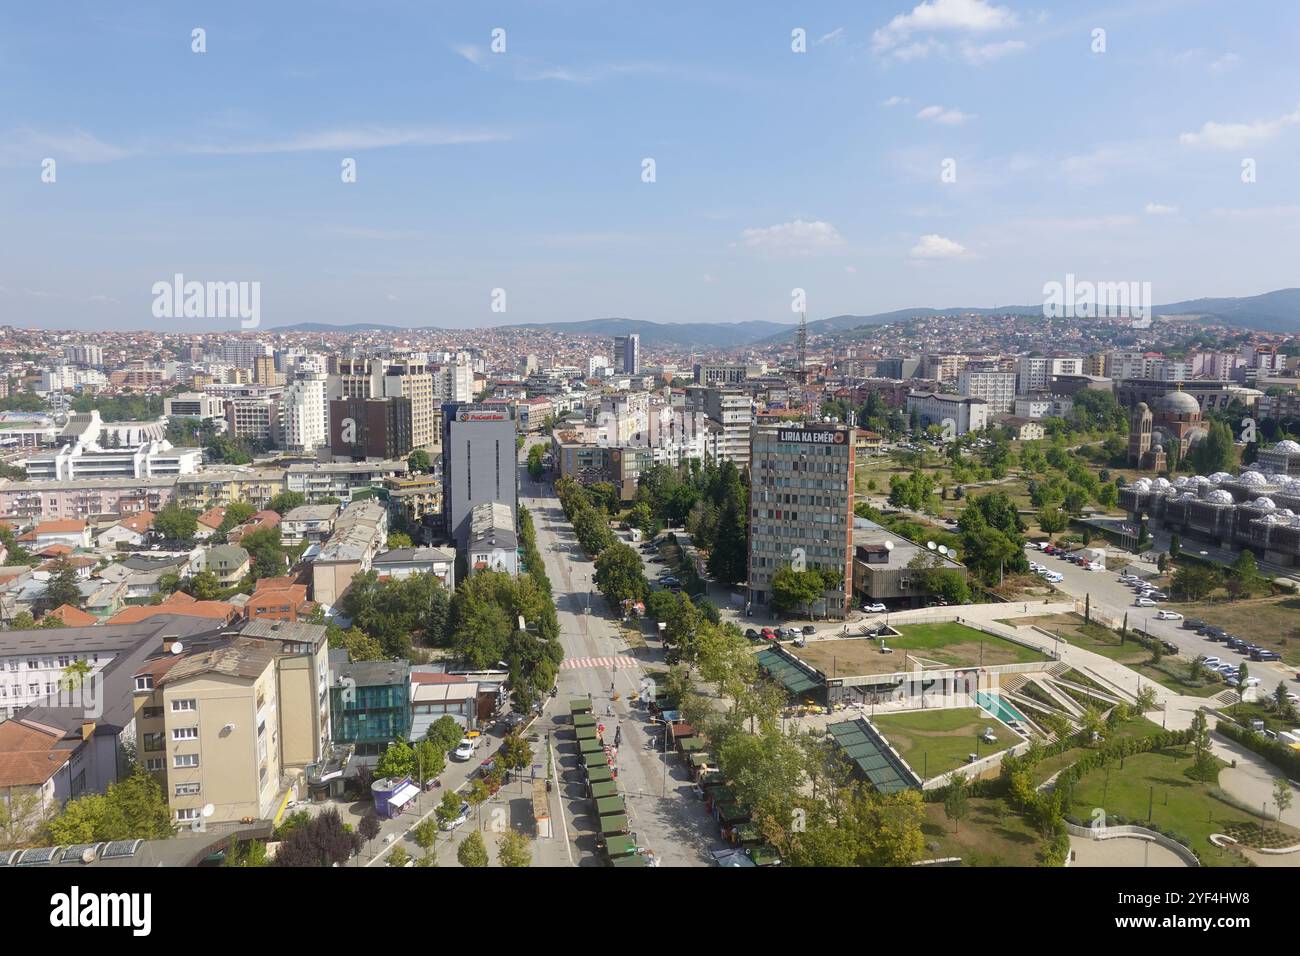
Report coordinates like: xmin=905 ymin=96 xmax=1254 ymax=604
xmin=760 ymin=628 xmax=778 ymax=641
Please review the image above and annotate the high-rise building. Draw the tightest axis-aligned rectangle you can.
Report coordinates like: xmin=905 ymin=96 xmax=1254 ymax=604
xmin=442 ymin=403 xmax=518 ymax=547
xmin=748 ymin=422 xmax=855 ymax=618
xmin=957 ymin=369 xmax=1016 ymax=414
xmin=330 ymin=396 xmax=413 ymax=460
xmin=333 ymin=357 xmax=438 ymax=452
xmin=1015 ymin=356 xmax=1084 ymax=394
xmin=613 ymin=333 xmax=641 ymax=375
xmin=222 ymin=340 xmax=269 ymax=370
xmin=435 ymin=362 xmax=474 ymax=404
xmin=63 ymin=344 xmax=104 ymax=366
xmin=687 ymin=386 xmax=753 ymax=465
xmin=279 ymin=371 xmax=329 ymax=453
xmin=254 ymin=355 xmax=282 ymax=387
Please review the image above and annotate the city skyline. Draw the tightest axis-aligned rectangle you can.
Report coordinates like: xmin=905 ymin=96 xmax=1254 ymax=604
xmin=3 ymin=0 xmax=1299 ymax=330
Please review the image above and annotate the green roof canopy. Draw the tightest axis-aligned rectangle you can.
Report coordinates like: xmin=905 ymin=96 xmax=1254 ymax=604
xmin=583 ymin=750 xmax=610 ymax=768
xmin=611 ymin=853 xmax=648 ymax=867
xmin=756 ymin=649 xmax=822 ymax=695
xmin=599 ymin=813 xmax=629 ymax=835
xmin=580 ymin=738 xmax=605 ymax=754
xmin=605 ymin=835 xmax=637 ymax=858
xmin=595 ymin=795 xmax=626 ymax=816
xmin=570 ymin=697 xmax=592 ymax=714
xmin=576 ymin=726 xmax=598 ymax=741
xmin=826 ymin=719 xmax=921 ymax=795
xmin=590 ymin=781 xmax=619 ymax=800
xmin=586 ymin=764 xmax=613 ymax=783
xmin=573 ymin=714 xmax=597 ymax=728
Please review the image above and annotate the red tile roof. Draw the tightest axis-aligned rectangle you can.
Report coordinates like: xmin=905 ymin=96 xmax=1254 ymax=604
xmin=0 ymin=719 xmax=74 ymax=787
xmin=45 ymin=604 xmax=99 ymax=627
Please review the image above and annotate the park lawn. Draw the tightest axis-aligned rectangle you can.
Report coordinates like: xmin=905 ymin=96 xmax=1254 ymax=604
xmin=1028 ymin=716 xmax=1165 ymax=786
xmin=921 ymin=797 xmax=1047 ymax=866
xmin=892 ymin=622 xmax=1049 ymax=667
xmin=1172 ymin=596 xmax=1300 ymax=665
xmin=872 ymin=708 xmax=1021 ymax=780
xmin=1067 ymin=747 xmax=1297 ymax=866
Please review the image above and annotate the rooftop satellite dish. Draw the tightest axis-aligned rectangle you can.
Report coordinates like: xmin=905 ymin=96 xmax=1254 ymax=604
xmin=926 ymin=541 xmax=936 ymax=550
xmin=938 ymin=545 xmax=949 ymax=556
xmin=80 ymin=848 xmax=96 ymax=864
xmin=202 ymin=803 xmax=215 ymax=818
xmin=884 ymin=541 xmax=895 ymax=551
xmin=171 ymin=641 xmax=184 ymax=655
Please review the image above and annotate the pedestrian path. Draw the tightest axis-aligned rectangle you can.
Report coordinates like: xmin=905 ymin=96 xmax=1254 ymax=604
xmin=560 ymin=655 xmax=640 ymax=671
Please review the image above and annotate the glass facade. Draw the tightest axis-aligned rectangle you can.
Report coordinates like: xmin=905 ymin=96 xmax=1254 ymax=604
xmin=330 ymin=678 xmax=412 ymax=744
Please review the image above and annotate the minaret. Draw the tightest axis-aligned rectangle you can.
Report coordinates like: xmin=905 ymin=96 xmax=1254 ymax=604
xmin=797 ymin=311 xmax=808 ymax=384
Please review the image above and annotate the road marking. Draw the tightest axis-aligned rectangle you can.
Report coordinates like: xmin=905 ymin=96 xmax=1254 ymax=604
xmin=548 ymin=733 xmax=575 ymax=867
xmin=560 ymin=655 xmax=640 ymax=671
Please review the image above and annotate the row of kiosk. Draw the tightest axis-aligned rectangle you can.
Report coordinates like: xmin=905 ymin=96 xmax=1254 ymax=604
xmin=569 ymin=695 xmax=655 ymax=867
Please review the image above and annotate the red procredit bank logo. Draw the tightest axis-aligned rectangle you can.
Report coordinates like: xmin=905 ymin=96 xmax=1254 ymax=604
xmin=459 ymin=411 xmax=507 ymax=422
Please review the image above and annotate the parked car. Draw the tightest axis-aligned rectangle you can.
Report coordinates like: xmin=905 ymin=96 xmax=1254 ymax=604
xmin=1251 ymin=649 xmax=1281 ymax=662
xmin=439 ymin=801 xmax=471 ymax=831
xmin=453 ymin=739 xmax=476 ymax=762
xmin=744 ymin=628 xmax=760 ymax=640
xmin=801 ymin=625 xmax=816 ymax=635
xmin=1155 ymin=610 xmax=1183 ymax=621
xmin=1183 ymin=618 xmax=1206 ymax=630
xmin=1161 ymin=641 xmax=1180 ymax=655
xmin=1135 ymin=597 xmax=1157 ymax=607
xmin=760 ymin=628 xmax=778 ymax=641
xmin=862 ymin=603 xmax=887 ymax=613
xmin=1200 ymin=656 xmax=1222 ymax=667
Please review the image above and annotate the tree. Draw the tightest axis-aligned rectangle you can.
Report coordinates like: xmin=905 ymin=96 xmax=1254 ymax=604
xmin=414 ymin=737 xmax=446 ymax=785
xmin=770 ymin=566 xmax=829 ymax=617
xmin=272 ymin=809 xmax=359 ymax=867
xmin=408 ymin=449 xmax=432 ymax=474
xmin=375 ymin=739 xmax=416 ymax=781
xmin=500 ymin=734 xmax=534 ymax=773
xmin=216 ymin=501 xmax=255 ymax=535
xmin=1037 ymin=507 xmax=1070 ymax=540
xmin=1135 ymin=685 xmax=1158 ymax=714
xmin=47 ymin=768 xmax=174 ymax=844
xmin=387 ymin=846 xmax=411 ymax=867
xmin=154 ymin=505 xmax=198 ymax=541
xmin=44 ymin=558 xmax=83 ymax=610
xmin=267 ymin=491 xmax=307 ymax=515
xmin=1227 ymin=550 xmax=1265 ymax=600
xmin=1273 ymin=778 xmax=1293 ymax=822
xmin=1190 ymin=421 xmax=1236 ymax=474
xmin=943 ymin=773 xmax=971 ymax=834
xmin=1189 ymin=710 xmax=1218 ymax=783
xmin=457 ymin=830 xmax=489 ymax=867
xmin=386 ymin=532 xmax=413 ymax=550
xmin=222 ymin=838 xmax=268 ymax=867
xmin=357 ymin=814 xmax=381 ymax=849
xmin=426 ymin=715 xmax=465 ymax=754
xmin=327 ymin=624 xmax=385 ymax=662
xmin=1171 ymin=564 xmax=1222 ymax=602
xmin=496 ymin=830 xmax=532 ymax=867
xmin=706 ymin=502 xmax=749 ymax=585
xmin=593 ymin=542 xmax=648 ymax=605
xmin=241 ymin=526 xmax=287 ymax=580
xmin=435 ymin=790 xmax=463 ymax=828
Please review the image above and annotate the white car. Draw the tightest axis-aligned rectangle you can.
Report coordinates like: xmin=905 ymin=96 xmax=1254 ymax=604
xmin=1243 ymin=676 xmax=1261 ymax=687
xmin=863 ymin=603 xmax=887 ymax=613
xmin=1135 ymin=597 xmax=1157 ymax=607
xmin=1201 ymin=657 xmax=1221 ymax=667
xmin=1155 ymin=610 xmax=1183 ymax=621
xmin=1087 ymin=562 xmax=1104 ymax=572
xmin=439 ymin=801 xmax=471 ymax=831
xmin=452 ymin=738 xmax=475 ymax=762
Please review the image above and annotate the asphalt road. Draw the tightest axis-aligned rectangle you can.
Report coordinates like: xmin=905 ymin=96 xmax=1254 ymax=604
xmin=520 ymin=438 xmax=727 ymax=867
xmin=1027 ymin=544 xmax=1296 ymax=693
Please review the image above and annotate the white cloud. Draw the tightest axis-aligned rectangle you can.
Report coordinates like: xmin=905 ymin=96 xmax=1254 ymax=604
xmin=881 ymin=95 xmax=911 ymax=107
xmin=844 ymin=265 xmax=858 ymax=273
xmin=909 ymin=234 xmax=966 ymax=259
xmin=961 ymin=39 xmax=1025 ymax=64
xmin=454 ymin=45 xmax=484 ymax=65
xmin=1144 ymin=202 xmax=1178 ymax=216
xmin=916 ymin=105 xmax=974 ymax=125
xmin=1209 ymin=52 xmax=1240 ymax=74
xmin=874 ymin=0 xmax=1018 ymax=57
xmin=738 ymin=219 xmax=845 ymax=255
xmin=0 ymin=128 xmax=130 ymax=166
xmin=1179 ymin=105 xmax=1300 ymax=149
xmin=816 ymin=28 xmax=846 ymax=46
xmin=186 ymin=126 xmax=510 ymax=155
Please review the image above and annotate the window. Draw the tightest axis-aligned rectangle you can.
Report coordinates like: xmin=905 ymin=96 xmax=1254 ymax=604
xmin=173 ymin=754 xmax=199 ymax=768
xmin=176 ymin=808 xmax=200 ymax=821
xmin=172 ymin=698 xmax=196 ymax=711
xmin=172 ymin=727 xmax=199 ymax=741
xmin=144 ymin=758 xmax=164 ymax=773
xmin=57 ymin=655 xmax=70 ymax=667
xmin=142 ymin=732 xmax=164 ymax=752
xmin=26 ymin=659 xmax=38 ymax=670
xmin=28 ymin=683 xmax=39 ymax=696
xmin=134 ymin=675 xmax=154 ymax=691
xmin=142 ymin=706 xmax=163 ymax=719
xmin=175 ymin=783 xmax=201 ymax=796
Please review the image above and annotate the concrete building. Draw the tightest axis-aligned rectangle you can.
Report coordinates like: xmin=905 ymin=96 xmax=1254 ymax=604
xmin=1015 ymin=356 xmax=1084 ymax=395
xmin=63 ymin=344 xmax=104 ymax=367
xmin=693 ymin=363 xmax=750 ymax=386
xmin=906 ymin=392 xmax=989 ymax=435
xmin=329 ymin=396 xmax=413 ymax=461
xmin=280 ymin=504 xmax=341 ymax=544
xmin=310 ymin=501 xmax=388 ymax=607
xmin=1013 ymin=395 xmax=1074 ymax=420
xmin=330 ymin=659 xmax=411 ymax=766
xmin=957 ymin=369 xmax=1016 ymax=414
xmin=224 ymin=386 xmax=283 ymax=444
xmin=687 ymin=386 xmax=753 ymax=466
xmin=371 ymin=546 xmax=456 ymax=590
xmin=466 ymin=501 xmax=518 ymax=576
xmin=748 ymin=422 xmax=855 ymax=618
xmin=165 ymin=392 xmax=226 ymax=420
xmin=24 ymin=441 xmax=202 ymax=482
xmin=333 ymin=357 xmax=438 ymax=453
xmin=285 ymin=460 xmax=406 ymax=503
xmin=278 ymin=371 xmax=329 ymax=453
xmin=613 ymin=333 xmax=641 ymax=375
xmin=441 ymin=403 xmax=518 ymax=548
xmin=851 ymin=517 xmax=966 ymax=607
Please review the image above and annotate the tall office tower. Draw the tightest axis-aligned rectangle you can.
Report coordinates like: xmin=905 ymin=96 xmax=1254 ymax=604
xmin=435 ymin=362 xmax=474 ymax=404
xmin=333 ymin=357 xmax=438 ymax=452
xmin=748 ymin=422 xmax=855 ymax=618
xmin=587 ymin=355 xmax=609 ymax=378
xmin=279 ymin=372 xmax=329 ymax=453
xmin=613 ymin=333 xmax=641 ymax=375
xmin=222 ymin=339 xmax=269 ymax=370
xmin=441 ymin=403 xmax=518 ymax=547
xmin=957 ymin=369 xmax=1016 ymax=414
xmin=330 ymin=396 xmax=413 ymax=460
xmin=686 ymin=386 xmax=753 ymax=465
xmin=254 ymin=355 xmax=283 ymax=387
xmin=63 ymin=344 xmax=104 ymax=366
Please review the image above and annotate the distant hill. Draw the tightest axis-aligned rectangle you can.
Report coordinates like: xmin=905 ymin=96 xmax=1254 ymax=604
xmin=274 ymin=316 xmax=793 ymax=349
xmin=1152 ymin=288 xmax=1300 ymax=331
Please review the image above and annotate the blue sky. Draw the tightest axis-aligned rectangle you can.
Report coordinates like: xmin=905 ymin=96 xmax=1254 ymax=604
xmin=2 ymin=0 xmax=1299 ymax=330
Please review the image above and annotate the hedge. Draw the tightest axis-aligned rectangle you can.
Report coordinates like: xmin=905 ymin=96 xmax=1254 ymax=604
xmin=1216 ymin=719 xmax=1300 ymax=778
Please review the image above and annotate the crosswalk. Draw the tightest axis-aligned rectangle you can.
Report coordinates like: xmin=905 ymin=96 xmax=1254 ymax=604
xmin=560 ymin=655 xmax=639 ymax=672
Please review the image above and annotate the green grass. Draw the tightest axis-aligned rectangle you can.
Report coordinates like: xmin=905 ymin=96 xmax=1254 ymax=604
xmin=892 ymin=622 xmax=1049 ymax=667
xmin=872 ymin=708 xmax=1021 ymax=780
xmin=1029 ymin=716 xmax=1164 ymax=785
xmin=1068 ymin=747 xmax=1298 ymax=866
xmin=921 ymin=797 xmax=1047 ymax=866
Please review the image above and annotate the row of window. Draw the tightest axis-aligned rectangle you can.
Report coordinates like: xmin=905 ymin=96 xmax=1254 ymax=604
xmin=5 ymin=653 xmax=99 ymax=671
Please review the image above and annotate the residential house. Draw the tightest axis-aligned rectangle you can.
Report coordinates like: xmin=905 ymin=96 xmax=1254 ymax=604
xmin=280 ymin=504 xmax=340 ymax=544
xmin=310 ymin=501 xmax=388 ymax=607
xmin=371 ymin=546 xmax=456 ymax=591
xmin=96 ymin=511 xmax=155 ymax=551
xmin=205 ymin=544 xmax=251 ymax=588
xmin=20 ymin=520 xmax=92 ymax=551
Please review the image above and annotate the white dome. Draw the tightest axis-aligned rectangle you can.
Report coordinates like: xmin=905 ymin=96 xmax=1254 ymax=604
xmin=1252 ymin=497 xmax=1277 ymax=510
xmin=1173 ymin=476 xmax=1189 ymax=487
xmin=1132 ymin=478 xmax=1152 ymax=492
xmin=1210 ymin=472 xmax=1233 ymax=483
xmin=1272 ymin=440 xmax=1300 ymax=454
xmin=1153 ymin=477 xmax=1171 ymax=489
xmin=1240 ymin=471 xmax=1267 ymax=485
xmin=1278 ymin=508 xmax=1295 ymax=517
xmin=1207 ymin=489 xmax=1234 ymax=504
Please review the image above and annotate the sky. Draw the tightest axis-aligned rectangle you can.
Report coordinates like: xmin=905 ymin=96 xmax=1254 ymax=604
xmin=1 ymin=0 xmax=1299 ymax=331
